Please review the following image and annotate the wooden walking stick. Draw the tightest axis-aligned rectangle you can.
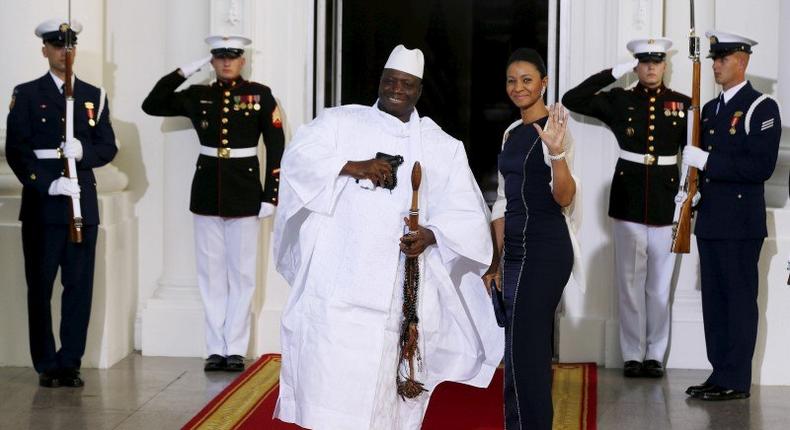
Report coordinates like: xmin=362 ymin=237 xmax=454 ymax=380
xmin=396 ymin=161 xmax=427 ymax=400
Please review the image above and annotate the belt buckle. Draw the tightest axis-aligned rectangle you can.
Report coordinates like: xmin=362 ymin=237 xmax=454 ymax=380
xmin=218 ymin=147 xmax=231 ymax=159
xmin=56 ymin=148 xmax=64 ymax=159
xmin=644 ymin=153 xmax=656 ymax=165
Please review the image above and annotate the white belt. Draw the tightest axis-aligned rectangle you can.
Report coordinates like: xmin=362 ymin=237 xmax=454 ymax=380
xmin=619 ymin=149 xmax=677 ymax=166
xmin=199 ymin=145 xmax=257 ymax=159
xmin=34 ymin=149 xmax=63 ymax=159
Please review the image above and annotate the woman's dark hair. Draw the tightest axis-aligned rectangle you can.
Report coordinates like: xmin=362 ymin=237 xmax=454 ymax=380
xmin=507 ymin=48 xmax=547 ymax=78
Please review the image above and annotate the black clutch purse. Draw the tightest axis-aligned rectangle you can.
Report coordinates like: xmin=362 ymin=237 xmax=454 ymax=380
xmin=491 ymin=280 xmax=506 ymax=328
xmin=375 ymin=152 xmax=404 ymax=190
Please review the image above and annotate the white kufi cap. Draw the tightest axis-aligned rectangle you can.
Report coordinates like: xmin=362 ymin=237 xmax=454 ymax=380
xmin=383 ymin=44 xmax=424 ymax=79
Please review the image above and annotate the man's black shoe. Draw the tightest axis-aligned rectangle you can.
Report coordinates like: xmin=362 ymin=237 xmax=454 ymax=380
xmin=623 ymin=360 xmax=642 ymax=378
xmin=642 ymin=360 xmax=664 ymax=378
xmin=225 ymin=355 xmax=245 ymax=372
xmin=686 ymin=382 xmax=714 ymax=396
xmin=697 ymin=385 xmax=750 ymax=401
xmin=38 ymin=369 xmax=60 ymax=388
xmin=204 ymin=354 xmax=226 ymax=371
xmin=59 ymin=368 xmax=84 ymax=388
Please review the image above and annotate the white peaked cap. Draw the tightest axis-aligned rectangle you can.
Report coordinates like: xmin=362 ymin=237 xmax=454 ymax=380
xmin=383 ymin=44 xmax=424 ymax=79
xmin=205 ymin=34 xmax=252 ymax=50
xmin=35 ymin=18 xmax=83 ymax=38
xmin=626 ymin=37 xmax=672 ymax=56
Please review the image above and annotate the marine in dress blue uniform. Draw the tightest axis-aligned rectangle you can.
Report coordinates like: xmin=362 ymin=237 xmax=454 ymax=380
xmin=682 ymin=31 xmax=782 ymax=401
xmin=562 ymin=38 xmax=689 ymax=378
xmin=142 ymin=35 xmax=284 ymax=372
xmin=5 ymin=19 xmax=118 ymax=388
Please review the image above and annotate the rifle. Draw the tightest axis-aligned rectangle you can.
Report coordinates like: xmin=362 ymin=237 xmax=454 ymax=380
xmin=63 ymin=1 xmax=83 ymax=243
xmin=671 ymin=0 xmax=701 ymax=254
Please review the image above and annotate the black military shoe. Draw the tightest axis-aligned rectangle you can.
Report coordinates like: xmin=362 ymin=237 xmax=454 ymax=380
xmin=642 ymin=360 xmax=664 ymax=378
xmin=38 ymin=369 xmax=60 ymax=388
xmin=204 ymin=354 xmax=226 ymax=372
xmin=623 ymin=360 xmax=643 ymax=378
xmin=225 ymin=355 xmax=245 ymax=372
xmin=59 ymin=368 xmax=84 ymax=388
xmin=686 ymin=382 xmax=714 ymax=397
xmin=698 ymin=385 xmax=750 ymax=401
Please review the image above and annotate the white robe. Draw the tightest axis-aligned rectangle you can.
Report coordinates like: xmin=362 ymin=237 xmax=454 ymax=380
xmin=273 ymin=103 xmax=504 ymax=430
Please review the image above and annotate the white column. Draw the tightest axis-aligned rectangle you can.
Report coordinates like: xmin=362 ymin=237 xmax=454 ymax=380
xmin=141 ymin=0 xmax=211 ymax=357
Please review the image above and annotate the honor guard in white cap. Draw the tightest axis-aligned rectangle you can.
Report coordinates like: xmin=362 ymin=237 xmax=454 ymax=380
xmin=5 ymin=18 xmax=117 ymax=388
xmin=683 ymin=31 xmax=781 ymax=401
xmin=142 ymin=34 xmax=285 ymax=373
xmin=563 ymin=37 xmax=690 ymax=379
xmin=272 ymin=44 xmax=501 ymax=429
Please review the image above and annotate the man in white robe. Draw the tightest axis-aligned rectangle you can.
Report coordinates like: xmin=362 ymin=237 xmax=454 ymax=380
xmin=273 ymin=45 xmax=504 ymax=430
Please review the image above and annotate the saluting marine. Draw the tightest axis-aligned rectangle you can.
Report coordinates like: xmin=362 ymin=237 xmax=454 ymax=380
xmin=142 ymin=34 xmax=285 ymax=372
xmin=563 ymin=38 xmax=690 ymax=378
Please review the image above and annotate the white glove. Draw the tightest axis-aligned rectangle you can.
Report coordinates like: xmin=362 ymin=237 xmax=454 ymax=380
xmin=258 ymin=202 xmax=275 ymax=219
xmin=48 ymin=177 xmax=80 ymax=197
xmin=675 ymin=190 xmax=701 ymax=206
xmin=62 ymin=137 xmax=83 ymax=161
xmin=611 ymin=59 xmax=639 ymax=79
xmin=683 ymin=146 xmax=710 ymax=170
xmin=179 ymin=54 xmax=213 ymax=78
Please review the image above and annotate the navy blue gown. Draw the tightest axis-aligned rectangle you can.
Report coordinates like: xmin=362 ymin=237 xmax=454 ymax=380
xmin=499 ymin=118 xmax=573 ymax=430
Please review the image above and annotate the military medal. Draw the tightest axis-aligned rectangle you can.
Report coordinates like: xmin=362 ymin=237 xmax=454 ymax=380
xmin=671 ymin=102 xmax=678 ymax=116
xmin=233 ymin=96 xmax=241 ymax=111
xmin=677 ymin=102 xmax=685 ymax=118
xmin=253 ymin=95 xmax=261 ymax=111
xmin=729 ymin=111 xmax=742 ymax=135
xmin=85 ymin=101 xmax=96 ymax=126
xmin=663 ymin=101 xmax=672 ymax=116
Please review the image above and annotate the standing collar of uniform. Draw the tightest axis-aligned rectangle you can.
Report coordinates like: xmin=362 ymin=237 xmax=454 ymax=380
xmin=634 ymin=81 xmax=667 ymax=97
xmin=720 ymin=80 xmax=748 ymax=104
xmin=214 ymin=77 xmax=246 ymax=89
xmin=49 ymin=70 xmax=76 ymax=91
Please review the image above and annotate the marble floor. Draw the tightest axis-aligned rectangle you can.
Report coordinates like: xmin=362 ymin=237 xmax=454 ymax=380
xmin=0 ymin=353 xmax=787 ymax=429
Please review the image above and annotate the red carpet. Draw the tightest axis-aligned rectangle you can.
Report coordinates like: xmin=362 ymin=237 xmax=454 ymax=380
xmin=183 ymin=355 xmax=596 ymax=430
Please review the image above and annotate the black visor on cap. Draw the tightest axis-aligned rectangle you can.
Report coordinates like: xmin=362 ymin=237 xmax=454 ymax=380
xmin=635 ymin=52 xmax=665 ymax=62
xmin=211 ymin=48 xmax=244 ymax=59
xmin=707 ymin=43 xmax=752 ymax=59
xmin=42 ymin=30 xmax=78 ymax=46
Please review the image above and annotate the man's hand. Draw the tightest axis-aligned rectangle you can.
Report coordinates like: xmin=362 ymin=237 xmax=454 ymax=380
xmin=612 ymin=59 xmax=639 ymax=79
xmin=62 ymin=137 xmax=83 ymax=161
xmin=341 ymin=159 xmax=394 ymax=188
xmin=675 ymin=190 xmax=702 ymax=206
xmin=48 ymin=177 xmax=80 ymax=197
xmin=179 ymin=54 xmax=213 ymax=78
xmin=258 ymin=202 xmax=275 ymax=219
xmin=399 ymin=220 xmax=436 ymax=258
xmin=683 ymin=146 xmax=710 ymax=170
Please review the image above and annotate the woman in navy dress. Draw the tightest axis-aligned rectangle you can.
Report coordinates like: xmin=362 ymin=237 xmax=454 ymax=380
xmin=483 ymin=48 xmax=577 ymax=430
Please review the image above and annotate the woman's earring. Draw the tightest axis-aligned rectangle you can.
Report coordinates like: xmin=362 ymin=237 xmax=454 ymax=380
xmin=541 ymin=86 xmax=546 ymax=97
